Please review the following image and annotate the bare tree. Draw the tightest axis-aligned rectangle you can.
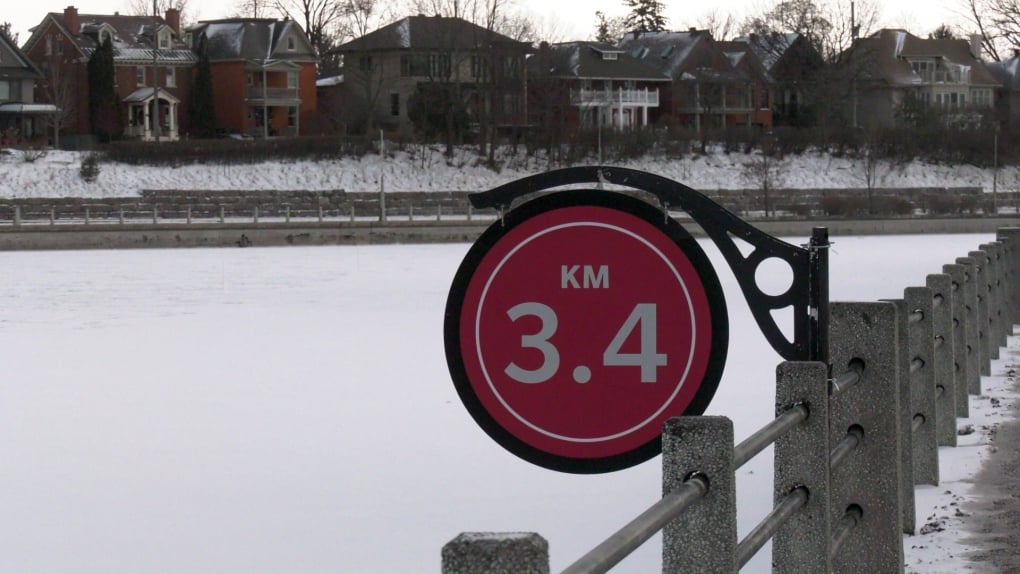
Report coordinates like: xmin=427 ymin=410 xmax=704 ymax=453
xmin=39 ymin=51 xmax=76 ymax=148
xmin=233 ymin=0 xmax=274 ymax=18
xmin=957 ymin=0 xmax=1020 ymax=61
xmin=741 ymin=0 xmax=879 ymax=61
xmin=594 ymin=11 xmax=626 ymax=43
xmin=741 ymin=137 xmax=786 ymax=217
xmin=698 ymin=10 xmax=738 ymax=41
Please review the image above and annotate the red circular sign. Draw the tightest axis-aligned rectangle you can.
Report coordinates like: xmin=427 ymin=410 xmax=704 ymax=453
xmin=445 ymin=191 xmax=727 ymax=473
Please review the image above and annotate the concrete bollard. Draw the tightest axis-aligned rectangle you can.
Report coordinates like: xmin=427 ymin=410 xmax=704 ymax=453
xmin=662 ymin=416 xmax=736 ymax=573
xmin=978 ymin=245 xmax=1002 ymax=360
xmin=883 ymin=298 xmax=915 ymax=535
xmin=773 ymin=362 xmax=831 ymax=574
xmin=995 ymin=228 xmax=1020 ymax=325
xmin=441 ymin=532 xmax=549 ymax=574
xmin=828 ymin=302 xmax=904 ymax=569
xmin=955 ymin=257 xmax=982 ymax=393
xmin=904 ymin=287 xmax=938 ymax=488
xmin=967 ymin=251 xmax=992 ymax=374
xmin=942 ymin=264 xmax=971 ymax=417
xmin=982 ymin=242 xmax=1008 ymax=348
xmin=926 ymin=273 xmax=957 ymax=447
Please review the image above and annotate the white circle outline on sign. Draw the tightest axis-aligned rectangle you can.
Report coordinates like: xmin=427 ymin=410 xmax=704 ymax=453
xmin=473 ymin=219 xmax=700 ymax=444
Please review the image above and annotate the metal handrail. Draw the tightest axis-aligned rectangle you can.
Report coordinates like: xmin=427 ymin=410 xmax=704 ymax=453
xmin=830 ymin=426 xmax=863 ymax=472
xmin=736 ymin=486 xmax=810 ymax=567
xmin=559 ymin=475 xmax=709 ymax=574
xmin=829 ymin=506 xmax=863 ymax=561
xmin=733 ymin=404 xmax=809 ymax=469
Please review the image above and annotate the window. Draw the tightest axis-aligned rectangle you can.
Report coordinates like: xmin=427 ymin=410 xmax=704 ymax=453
xmin=247 ymin=72 xmax=254 ymax=86
xmin=165 ymin=67 xmax=176 ymax=88
xmin=158 ymin=30 xmax=169 ymax=49
xmin=0 ymin=81 xmax=10 ymax=101
xmin=401 ymin=54 xmax=428 ymax=77
xmin=471 ymin=55 xmax=488 ymax=79
xmin=390 ymin=92 xmax=400 ymax=116
xmin=288 ymin=106 xmax=298 ymax=127
xmin=972 ymin=88 xmax=992 ymax=107
xmin=136 ymin=67 xmax=146 ymax=86
xmin=287 ymin=71 xmax=298 ymax=88
xmin=359 ymin=55 xmax=373 ymax=72
xmin=429 ymin=53 xmax=451 ymax=78
xmin=287 ymin=36 xmax=296 ymax=51
xmin=45 ymin=37 xmax=52 ymax=56
xmin=501 ymin=56 xmax=520 ymax=79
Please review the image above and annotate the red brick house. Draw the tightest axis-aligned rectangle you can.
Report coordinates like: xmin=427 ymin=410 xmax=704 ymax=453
xmin=185 ymin=19 xmax=319 ymax=137
xmin=619 ymin=29 xmax=773 ymax=131
xmin=22 ymin=6 xmax=196 ymax=142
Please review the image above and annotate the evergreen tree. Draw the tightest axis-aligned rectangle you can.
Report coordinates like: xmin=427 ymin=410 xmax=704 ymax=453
xmin=87 ymin=37 xmax=122 ymax=141
xmin=594 ymin=11 xmax=626 ymax=44
xmin=928 ymin=24 xmax=956 ymax=40
xmin=622 ymin=0 xmax=668 ymax=34
xmin=188 ymin=45 xmax=217 ymax=138
xmin=0 ymin=22 xmax=18 ymax=44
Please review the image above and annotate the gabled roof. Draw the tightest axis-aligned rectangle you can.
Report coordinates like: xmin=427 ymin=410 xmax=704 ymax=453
xmin=735 ymin=33 xmax=801 ymax=72
xmin=848 ymin=29 xmax=1000 ymax=88
xmin=619 ymin=29 xmax=755 ymax=84
xmin=187 ymin=19 xmax=316 ymax=63
xmin=618 ymin=30 xmax=708 ymax=78
xmin=337 ymin=15 xmax=530 ymax=52
xmin=0 ymin=30 xmax=41 ymax=79
xmin=528 ymin=41 xmax=670 ymax=82
xmin=716 ymin=40 xmax=771 ymax=81
xmin=24 ymin=11 xmax=195 ymax=65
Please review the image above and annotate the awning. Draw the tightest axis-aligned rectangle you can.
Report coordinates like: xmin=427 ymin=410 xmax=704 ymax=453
xmin=0 ymin=103 xmax=60 ymax=114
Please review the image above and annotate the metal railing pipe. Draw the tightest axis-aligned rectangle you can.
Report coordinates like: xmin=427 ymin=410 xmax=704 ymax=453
xmin=830 ymin=368 xmax=861 ymax=395
xmin=829 ymin=505 xmax=863 ymax=561
xmin=908 ymin=309 xmax=925 ymax=324
xmin=829 ymin=427 xmax=863 ymax=472
xmin=560 ymin=475 xmax=709 ymax=574
xmin=736 ymin=486 xmax=809 ymax=568
xmin=910 ymin=357 xmax=926 ymax=373
xmin=733 ymin=404 xmax=808 ymax=469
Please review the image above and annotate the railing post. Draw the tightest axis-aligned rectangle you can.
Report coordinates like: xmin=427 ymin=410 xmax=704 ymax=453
xmin=995 ymin=227 xmax=1020 ymax=325
xmin=441 ymin=532 xmax=549 ymax=574
xmin=84 ymin=206 xmax=90 ymax=225
xmin=773 ymin=362 xmax=830 ymax=574
xmin=186 ymin=205 xmax=192 ymax=225
xmin=942 ymin=263 xmax=972 ymax=416
xmin=883 ymin=299 xmax=916 ymax=535
xmin=927 ymin=273 xmax=957 ymax=447
xmin=966 ymin=251 xmax=991 ymax=374
xmin=981 ymin=242 xmax=1007 ymax=349
xmin=955 ymin=257 xmax=982 ymax=393
xmin=13 ymin=205 xmax=20 ymax=227
xmin=254 ymin=206 xmax=260 ymax=224
xmin=904 ymin=287 xmax=938 ymax=488
xmin=318 ymin=206 xmax=324 ymax=222
xmin=153 ymin=205 xmax=158 ymax=224
xmin=119 ymin=208 xmax=124 ymax=225
xmin=662 ymin=416 xmax=736 ymax=574
xmin=828 ymin=302 xmax=904 ymax=572
xmin=219 ymin=206 xmax=225 ymax=223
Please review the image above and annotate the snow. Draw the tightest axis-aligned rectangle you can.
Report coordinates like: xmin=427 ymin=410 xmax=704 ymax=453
xmin=0 ymin=147 xmax=1014 ymax=199
xmin=0 ymin=233 xmax=1014 ymax=573
xmin=0 ymin=150 xmax=1016 ymax=572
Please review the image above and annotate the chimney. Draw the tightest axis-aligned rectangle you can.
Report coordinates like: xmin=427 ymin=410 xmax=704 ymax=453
xmin=63 ymin=6 xmax=80 ymax=34
xmin=165 ymin=8 xmax=180 ymax=35
xmin=970 ymin=33 xmax=982 ymax=59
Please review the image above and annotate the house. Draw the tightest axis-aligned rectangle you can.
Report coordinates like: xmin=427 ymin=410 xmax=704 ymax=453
xmin=185 ymin=18 xmax=318 ymax=137
xmin=22 ymin=6 xmax=196 ymax=142
xmin=737 ymin=33 xmax=824 ymax=127
xmin=618 ymin=29 xmax=773 ymax=132
xmin=987 ymin=51 xmax=1020 ymax=127
xmin=842 ymin=29 xmax=1001 ymax=128
xmin=335 ymin=15 xmax=532 ymax=135
xmin=527 ymin=41 xmax=670 ymax=131
xmin=0 ymin=29 xmax=55 ymax=143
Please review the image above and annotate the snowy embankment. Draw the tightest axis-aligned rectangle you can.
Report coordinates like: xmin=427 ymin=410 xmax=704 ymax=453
xmin=0 ymin=146 xmax=1011 ymax=198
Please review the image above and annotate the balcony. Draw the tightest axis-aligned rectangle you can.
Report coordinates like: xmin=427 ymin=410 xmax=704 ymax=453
xmin=246 ymin=87 xmax=301 ymax=106
xmin=915 ymin=68 xmax=970 ymax=85
xmin=570 ymin=88 xmax=659 ymax=107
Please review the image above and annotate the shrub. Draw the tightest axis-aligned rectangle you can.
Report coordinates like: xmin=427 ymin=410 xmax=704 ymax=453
xmin=20 ymin=144 xmax=48 ymax=163
xmin=819 ymin=195 xmax=868 ymax=217
xmin=79 ymin=152 xmax=101 ymax=183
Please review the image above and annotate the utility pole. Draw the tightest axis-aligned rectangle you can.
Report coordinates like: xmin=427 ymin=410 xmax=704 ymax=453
xmin=152 ymin=0 xmax=161 ymax=142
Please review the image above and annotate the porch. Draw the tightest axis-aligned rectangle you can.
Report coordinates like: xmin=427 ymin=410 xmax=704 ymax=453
xmin=123 ymin=87 xmax=180 ymax=141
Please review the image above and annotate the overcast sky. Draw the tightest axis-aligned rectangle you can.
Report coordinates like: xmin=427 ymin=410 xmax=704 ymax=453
xmin=5 ymin=0 xmax=968 ymax=51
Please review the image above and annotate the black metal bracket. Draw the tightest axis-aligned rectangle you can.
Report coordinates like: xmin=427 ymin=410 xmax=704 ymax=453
xmin=471 ymin=166 xmax=829 ymax=361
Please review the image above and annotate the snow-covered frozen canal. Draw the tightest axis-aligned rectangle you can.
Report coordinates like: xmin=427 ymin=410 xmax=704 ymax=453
xmin=0 ymin=234 xmax=1003 ymax=573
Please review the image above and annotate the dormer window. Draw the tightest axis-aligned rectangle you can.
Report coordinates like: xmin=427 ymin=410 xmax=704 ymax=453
xmin=603 ymin=52 xmax=618 ymax=60
xmin=158 ymin=29 xmax=170 ymax=49
xmin=96 ymin=23 xmax=116 ymax=45
xmin=287 ymin=36 xmax=296 ymax=50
